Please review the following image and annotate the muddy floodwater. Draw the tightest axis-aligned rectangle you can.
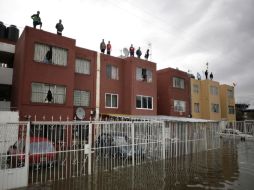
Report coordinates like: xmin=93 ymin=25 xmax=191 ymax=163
xmin=18 ymin=139 xmax=254 ymax=190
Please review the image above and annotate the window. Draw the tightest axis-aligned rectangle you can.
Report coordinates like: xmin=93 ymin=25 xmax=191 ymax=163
xmin=31 ymin=82 xmax=66 ymax=104
xmin=105 ymin=93 xmax=118 ymax=108
xmin=136 ymin=95 xmax=153 ymax=109
xmin=74 ymin=90 xmax=90 ymax=106
xmin=210 ymin=86 xmax=218 ymax=95
xmin=174 ymin=100 xmax=186 ymax=112
xmin=228 ymin=106 xmax=235 ymax=114
xmin=136 ymin=67 xmax=152 ymax=82
xmin=106 ymin=65 xmax=119 ymax=80
xmin=75 ymin=59 xmax=90 ymax=74
xmin=34 ymin=43 xmax=67 ymax=66
xmin=193 ymin=84 xmax=199 ymax=93
xmin=211 ymin=103 xmax=220 ymax=113
xmin=194 ymin=103 xmax=200 ymax=113
xmin=227 ymin=89 xmax=234 ymax=99
xmin=173 ymin=77 xmax=184 ymax=89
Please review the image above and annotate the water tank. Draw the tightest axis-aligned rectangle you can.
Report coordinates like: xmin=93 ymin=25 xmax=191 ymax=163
xmin=6 ymin=25 xmax=19 ymax=42
xmin=0 ymin=21 xmax=6 ymax=39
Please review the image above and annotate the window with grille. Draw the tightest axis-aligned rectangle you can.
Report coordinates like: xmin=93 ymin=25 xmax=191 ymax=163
xmin=193 ymin=84 xmax=199 ymax=93
xmin=228 ymin=106 xmax=235 ymax=114
xmin=136 ymin=95 xmax=153 ymax=109
xmin=105 ymin=93 xmax=118 ymax=108
xmin=31 ymin=82 xmax=66 ymax=104
xmin=106 ymin=65 xmax=119 ymax=80
xmin=210 ymin=86 xmax=218 ymax=95
xmin=174 ymin=100 xmax=186 ymax=112
xmin=211 ymin=103 xmax=220 ymax=113
xmin=173 ymin=77 xmax=184 ymax=89
xmin=136 ymin=67 xmax=152 ymax=83
xmin=74 ymin=90 xmax=90 ymax=106
xmin=194 ymin=103 xmax=200 ymax=113
xmin=75 ymin=59 xmax=90 ymax=74
xmin=34 ymin=43 xmax=67 ymax=66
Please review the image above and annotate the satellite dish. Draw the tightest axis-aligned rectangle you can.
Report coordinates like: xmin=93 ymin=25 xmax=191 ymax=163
xmin=76 ymin=107 xmax=85 ymax=120
xmin=123 ymin=48 xmax=129 ymax=57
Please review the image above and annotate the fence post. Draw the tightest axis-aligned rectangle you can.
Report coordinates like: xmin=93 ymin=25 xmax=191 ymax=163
xmin=244 ymin=120 xmax=246 ymax=134
xmin=131 ymin=122 xmax=135 ymax=166
xmin=88 ymin=122 xmax=92 ymax=175
xmin=185 ymin=123 xmax=188 ymax=155
xmin=162 ymin=121 xmax=165 ymax=160
xmin=25 ymin=121 xmax=30 ymax=187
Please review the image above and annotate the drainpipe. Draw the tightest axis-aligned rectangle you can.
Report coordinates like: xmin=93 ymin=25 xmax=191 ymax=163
xmin=95 ymin=52 xmax=100 ymax=121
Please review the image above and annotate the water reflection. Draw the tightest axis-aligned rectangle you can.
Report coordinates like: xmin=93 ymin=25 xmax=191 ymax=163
xmin=21 ymin=139 xmax=254 ymax=190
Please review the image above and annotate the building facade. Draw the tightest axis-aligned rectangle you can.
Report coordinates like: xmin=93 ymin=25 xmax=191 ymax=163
xmin=220 ymin=84 xmax=236 ymax=121
xmin=11 ymin=26 xmax=157 ymax=121
xmin=157 ymin=68 xmax=191 ymax=117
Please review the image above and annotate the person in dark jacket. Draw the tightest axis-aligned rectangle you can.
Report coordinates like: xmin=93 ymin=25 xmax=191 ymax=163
xmin=136 ymin=47 xmax=142 ymax=58
xmin=210 ymin=72 xmax=214 ymax=80
xmin=144 ymin=49 xmax=149 ymax=60
xmin=55 ymin=19 xmax=64 ymax=35
xmin=100 ymin=39 xmax=106 ymax=53
xmin=31 ymin=11 xmax=42 ymax=29
xmin=129 ymin=44 xmax=135 ymax=57
xmin=205 ymin=70 xmax=208 ymax=79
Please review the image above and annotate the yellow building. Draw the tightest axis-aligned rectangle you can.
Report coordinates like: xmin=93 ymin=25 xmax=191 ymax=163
xmin=191 ymin=79 xmax=221 ymax=120
xmin=220 ymin=84 xmax=236 ymax=121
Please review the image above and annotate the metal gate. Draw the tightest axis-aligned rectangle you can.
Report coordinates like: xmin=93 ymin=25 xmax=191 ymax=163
xmin=0 ymin=122 xmax=30 ymax=190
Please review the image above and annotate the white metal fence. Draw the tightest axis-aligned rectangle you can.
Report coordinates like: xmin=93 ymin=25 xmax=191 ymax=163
xmin=226 ymin=120 xmax=254 ymax=136
xmin=0 ymin=120 xmax=221 ymax=189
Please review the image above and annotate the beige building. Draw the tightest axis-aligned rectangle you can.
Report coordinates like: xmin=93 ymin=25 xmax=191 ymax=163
xmin=191 ymin=79 xmax=222 ymax=120
xmin=220 ymin=84 xmax=236 ymax=121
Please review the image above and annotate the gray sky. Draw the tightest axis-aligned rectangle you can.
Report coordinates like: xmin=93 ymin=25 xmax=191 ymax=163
xmin=1 ymin=0 xmax=254 ymax=108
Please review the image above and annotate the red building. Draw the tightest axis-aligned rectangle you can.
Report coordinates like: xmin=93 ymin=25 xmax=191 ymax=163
xmin=11 ymin=26 xmax=157 ymax=121
xmin=157 ymin=68 xmax=191 ymax=117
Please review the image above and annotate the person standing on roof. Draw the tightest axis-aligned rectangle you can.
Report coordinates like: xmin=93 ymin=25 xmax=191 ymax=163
xmin=136 ymin=47 xmax=142 ymax=58
xmin=129 ymin=44 xmax=135 ymax=57
xmin=100 ymin=39 xmax=106 ymax=53
xmin=55 ymin=19 xmax=64 ymax=35
xmin=144 ymin=49 xmax=149 ymax=60
xmin=31 ymin=11 xmax=42 ymax=29
xmin=106 ymin=41 xmax=111 ymax=55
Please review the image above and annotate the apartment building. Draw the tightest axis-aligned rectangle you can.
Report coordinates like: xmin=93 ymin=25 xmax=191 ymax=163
xmin=11 ymin=26 xmax=157 ymax=121
xmin=157 ymin=68 xmax=191 ymax=117
xmin=220 ymin=84 xmax=236 ymax=121
xmin=191 ymin=78 xmax=222 ymax=120
xmin=0 ymin=23 xmax=18 ymax=111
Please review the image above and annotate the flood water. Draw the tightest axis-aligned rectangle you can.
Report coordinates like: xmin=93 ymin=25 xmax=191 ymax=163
xmin=19 ymin=139 xmax=254 ymax=190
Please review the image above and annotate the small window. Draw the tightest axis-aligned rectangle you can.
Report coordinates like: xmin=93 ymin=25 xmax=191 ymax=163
xmin=228 ymin=106 xmax=235 ymax=114
xmin=193 ymin=84 xmax=199 ymax=93
xmin=227 ymin=89 xmax=234 ymax=99
xmin=74 ymin=90 xmax=90 ymax=106
xmin=210 ymin=86 xmax=218 ymax=96
xmin=31 ymin=82 xmax=66 ymax=104
xmin=211 ymin=103 xmax=220 ymax=113
xmin=174 ymin=100 xmax=186 ymax=112
xmin=106 ymin=65 xmax=119 ymax=80
xmin=136 ymin=67 xmax=152 ymax=82
xmin=173 ymin=77 xmax=184 ymax=89
xmin=136 ymin=95 xmax=153 ymax=109
xmin=105 ymin=93 xmax=118 ymax=108
xmin=34 ymin=43 xmax=67 ymax=66
xmin=75 ymin=59 xmax=90 ymax=74
xmin=194 ymin=103 xmax=200 ymax=113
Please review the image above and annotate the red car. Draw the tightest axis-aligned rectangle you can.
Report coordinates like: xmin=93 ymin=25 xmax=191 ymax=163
xmin=7 ymin=137 xmax=57 ymax=169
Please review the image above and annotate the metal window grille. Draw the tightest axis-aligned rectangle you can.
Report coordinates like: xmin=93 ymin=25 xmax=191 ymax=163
xmin=75 ymin=59 xmax=90 ymax=74
xmin=74 ymin=90 xmax=90 ymax=106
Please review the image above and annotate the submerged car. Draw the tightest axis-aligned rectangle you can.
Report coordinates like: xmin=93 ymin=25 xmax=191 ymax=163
xmin=95 ymin=132 xmax=144 ymax=159
xmin=219 ymin=129 xmax=253 ymax=141
xmin=7 ymin=137 xmax=57 ymax=168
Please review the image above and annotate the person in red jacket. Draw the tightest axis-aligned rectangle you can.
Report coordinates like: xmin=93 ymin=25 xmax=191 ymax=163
xmin=106 ymin=41 xmax=111 ymax=55
xmin=129 ymin=44 xmax=135 ymax=57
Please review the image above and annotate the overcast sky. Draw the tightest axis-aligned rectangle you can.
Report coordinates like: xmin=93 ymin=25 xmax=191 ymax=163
xmin=1 ymin=0 xmax=254 ymax=108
